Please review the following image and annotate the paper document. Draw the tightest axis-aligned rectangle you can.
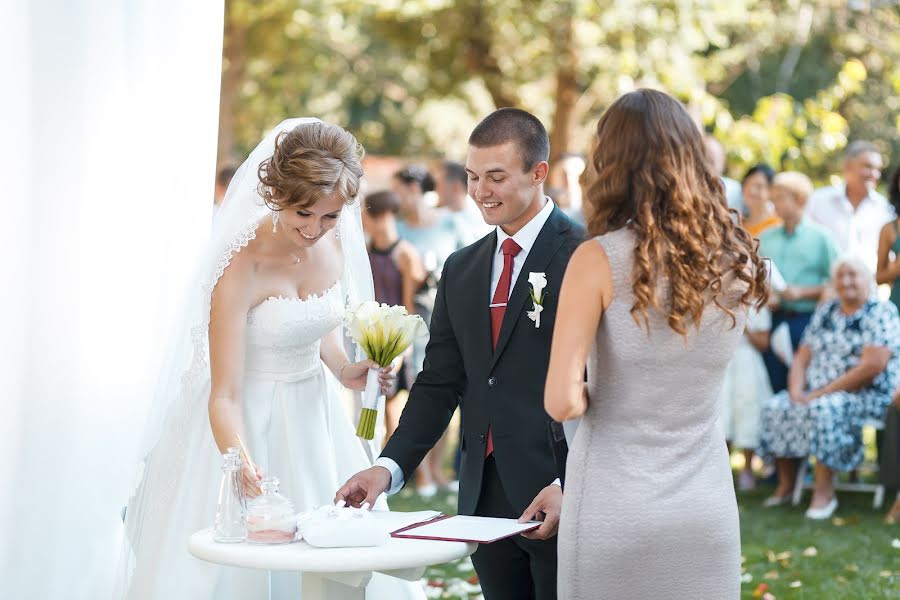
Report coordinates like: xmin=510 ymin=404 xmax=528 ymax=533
xmin=392 ymin=515 xmax=540 ymax=544
xmin=368 ymin=510 xmax=443 ymax=532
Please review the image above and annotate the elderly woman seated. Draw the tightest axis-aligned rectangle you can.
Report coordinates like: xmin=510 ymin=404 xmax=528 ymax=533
xmin=758 ymin=256 xmax=900 ymax=519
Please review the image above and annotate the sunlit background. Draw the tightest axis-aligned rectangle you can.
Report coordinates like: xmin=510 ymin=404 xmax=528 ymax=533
xmin=1 ymin=1 xmax=898 ymax=599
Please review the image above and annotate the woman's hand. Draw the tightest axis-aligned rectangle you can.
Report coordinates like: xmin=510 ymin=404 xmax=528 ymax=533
xmin=788 ymin=385 xmax=808 ymax=404
xmin=240 ymin=463 xmax=264 ymax=498
xmin=339 ymin=359 xmax=395 ymax=394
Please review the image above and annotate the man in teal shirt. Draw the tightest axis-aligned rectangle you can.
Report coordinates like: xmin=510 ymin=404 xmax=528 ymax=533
xmin=759 ymin=172 xmax=839 ymax=391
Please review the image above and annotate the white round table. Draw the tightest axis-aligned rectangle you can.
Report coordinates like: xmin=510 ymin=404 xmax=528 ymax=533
xmin=189 ymin=528 xmax=475 ymax=600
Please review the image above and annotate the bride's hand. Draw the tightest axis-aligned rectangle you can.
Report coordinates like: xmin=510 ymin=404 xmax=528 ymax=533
xmin=339 ymin=360 xmax=395 ymax=394
xmin=240 ymin=463 xmax=264 ymax=498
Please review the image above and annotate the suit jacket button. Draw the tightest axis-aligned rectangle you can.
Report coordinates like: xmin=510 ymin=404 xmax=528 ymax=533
xmin=479 ymin=434 xmax=486 ymax=443
xmin=488 ymin=376 xmax=497 ymax=387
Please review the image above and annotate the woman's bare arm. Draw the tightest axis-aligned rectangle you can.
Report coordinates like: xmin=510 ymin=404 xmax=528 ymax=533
xmin=544 ymin=240 xmax=612 ymax=421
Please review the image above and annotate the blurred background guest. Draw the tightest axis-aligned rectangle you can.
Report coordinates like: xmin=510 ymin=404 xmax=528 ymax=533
xmin=806 ymin=141 xmax=892 ymax=270
xmin=740 ymin=164 xmax=779 ymax=238
xmin=704 ymin=134 xmax=743 ymax=214
xmin=876 ymin=165 xmax=900 ymax=313
xmin=719 ymin=263 xmax=783 ymax=492
xmin=213 ymin=163 xmax=238 ymax=219
xmin=760 ymin=172 xmax=839 ymax=392
xmin=549 ymin=152 xmax=587 ymax=225
xmin=758 ymin=257 xmax=900 ymax=519
xmin=881 ymin=387 xmax=900 ymax=524
xmin=362 ymin=190 xmax=426 ymax=442
xmin=393 ymin=165 xmax=468 ymax=495
xmin=435 ymin=160 xmax=492 ymax=244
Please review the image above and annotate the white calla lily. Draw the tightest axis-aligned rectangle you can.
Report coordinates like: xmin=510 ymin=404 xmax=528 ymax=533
xmin=528 ymin=272 xmax=547 ymax=303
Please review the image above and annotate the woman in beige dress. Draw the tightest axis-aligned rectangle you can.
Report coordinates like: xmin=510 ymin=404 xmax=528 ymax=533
xmin=545 ymin=89 xmax=769 ymax=599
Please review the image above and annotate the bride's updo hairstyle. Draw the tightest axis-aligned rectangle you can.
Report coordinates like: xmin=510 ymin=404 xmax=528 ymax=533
xmin=258 ymin=121 xmax=364 ymax=211
xmin=585 ymin=89 xmax=768 ymax=336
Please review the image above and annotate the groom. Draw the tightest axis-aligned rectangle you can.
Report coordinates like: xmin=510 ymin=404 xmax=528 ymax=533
xmin=336 ymin=108 xmax=584 ymax=599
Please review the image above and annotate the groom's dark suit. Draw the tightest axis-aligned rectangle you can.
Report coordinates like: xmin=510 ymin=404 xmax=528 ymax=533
xmin=381 ymin=205 xmax=584 ymax=599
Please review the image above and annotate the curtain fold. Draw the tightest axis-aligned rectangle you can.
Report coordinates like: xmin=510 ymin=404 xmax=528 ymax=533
xmin=0 ymin=1 xmax=224 ymax=597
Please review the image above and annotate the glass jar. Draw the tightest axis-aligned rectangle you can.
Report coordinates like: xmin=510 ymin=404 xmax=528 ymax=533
xmin=246 ymin=477 xmax=297 ymax=544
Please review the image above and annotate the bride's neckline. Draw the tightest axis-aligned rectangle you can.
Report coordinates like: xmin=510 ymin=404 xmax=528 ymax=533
xmin=255 ymin=280 xmax=341 ymax=308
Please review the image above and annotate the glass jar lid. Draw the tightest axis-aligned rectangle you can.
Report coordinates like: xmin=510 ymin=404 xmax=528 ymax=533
xmin=246 ymin=477 xmax=294 ymax=520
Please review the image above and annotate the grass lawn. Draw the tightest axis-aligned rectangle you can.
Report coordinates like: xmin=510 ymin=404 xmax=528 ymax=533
xmin=387 ymin=478 xmax=900 ymax=599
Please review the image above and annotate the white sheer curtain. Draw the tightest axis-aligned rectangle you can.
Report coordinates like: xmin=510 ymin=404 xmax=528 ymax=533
xmin=0 ymin=1 xmax=224 ymax=597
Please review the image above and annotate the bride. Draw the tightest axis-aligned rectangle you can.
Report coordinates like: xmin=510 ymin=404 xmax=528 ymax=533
xmin=118 ymin=118 xmax=424 ymax=599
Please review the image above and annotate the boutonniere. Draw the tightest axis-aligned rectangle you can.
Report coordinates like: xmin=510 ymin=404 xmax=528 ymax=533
xmin=527 ymin=272 xmax=547 ymax=328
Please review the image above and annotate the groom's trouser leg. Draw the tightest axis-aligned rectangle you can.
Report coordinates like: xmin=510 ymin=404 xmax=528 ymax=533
xmin=471 ymin=456 xmax=558 ymax=600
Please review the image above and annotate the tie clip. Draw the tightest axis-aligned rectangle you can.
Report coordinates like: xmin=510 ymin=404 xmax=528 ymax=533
xmin=489 ymin=302 xmax=507 ymax=308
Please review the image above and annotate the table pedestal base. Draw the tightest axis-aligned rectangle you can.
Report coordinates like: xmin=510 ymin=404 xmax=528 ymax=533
xmin=279 ymin=566 xmax=425 ymax=600
xmin=300 ymin=572 xmax=364 ymax=600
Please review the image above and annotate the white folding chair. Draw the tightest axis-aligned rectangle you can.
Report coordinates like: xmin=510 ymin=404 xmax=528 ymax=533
xmin=792 ymin=419 xmax=886 ymax=509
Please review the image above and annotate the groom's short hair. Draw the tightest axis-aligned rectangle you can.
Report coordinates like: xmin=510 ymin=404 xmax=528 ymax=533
xmin=469 ymin=108 xmax=550 ymax=172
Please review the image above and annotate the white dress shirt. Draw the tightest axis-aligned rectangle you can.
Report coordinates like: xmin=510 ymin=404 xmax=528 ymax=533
xmin=806 ymin=183 xmax=893 ymax=270
xmin=375 ymin=199 xmax=560 ymax=494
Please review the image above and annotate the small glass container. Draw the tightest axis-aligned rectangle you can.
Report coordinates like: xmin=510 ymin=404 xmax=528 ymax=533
xmin=213 ymin=447 xmax=246 ymax=543
xmin=246 ymin=477 xmax=297 ymax=544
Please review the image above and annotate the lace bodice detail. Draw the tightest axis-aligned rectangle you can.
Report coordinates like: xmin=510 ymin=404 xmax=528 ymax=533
xmin=244 ymin=282 xmax=344 ymax=377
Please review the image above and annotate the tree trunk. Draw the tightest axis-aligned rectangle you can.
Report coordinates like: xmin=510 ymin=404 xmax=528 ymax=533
xmin=549 ymin=8 xmax=578 ymax=159
xmin=216 ymin=3 xmax=247 ymax=167
xmin=462 ymin=3 xmax=520 ymax=109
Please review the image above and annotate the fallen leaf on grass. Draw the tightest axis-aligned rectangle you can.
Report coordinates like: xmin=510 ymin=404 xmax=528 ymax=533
xmin=835 ymin=575 xmax=849 ymax=584
xmin=752 ymin=582 xmax=769 ymax=597
xmin=892 ymin=538 xmax=900 ymax=549
xmin=879 ymin=571 xmax=892 ymax=578
xmin=845 ymin=564 xmax=859 ymax=573
xmin=832 ymin=517 xmax=846 ymax=526
xmin=789 ymin=581 xmax=802 ymax=588
xmin=802 ymin=546 xmax=818 ymax=557
xmin=762 ymin=593 xmax=776 ymax=600
xmin=763 ymin=570 xmax=780 ymax=580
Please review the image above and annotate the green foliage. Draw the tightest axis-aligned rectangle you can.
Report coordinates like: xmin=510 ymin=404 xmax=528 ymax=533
xmin=220 ymin=0 xmax=899 ymax=184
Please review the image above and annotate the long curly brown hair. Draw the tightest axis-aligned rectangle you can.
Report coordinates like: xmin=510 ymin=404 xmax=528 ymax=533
xmin=585 ymin=89 xmax=768 ymax=336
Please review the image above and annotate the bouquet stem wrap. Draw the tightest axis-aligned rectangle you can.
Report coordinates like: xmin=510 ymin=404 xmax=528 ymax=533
xmin=356 ymin=368 xmax=382 ymax=440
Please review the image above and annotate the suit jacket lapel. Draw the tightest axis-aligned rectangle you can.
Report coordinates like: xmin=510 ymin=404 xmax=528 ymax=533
xmin=464 ymin=231 xmax=497 ymax=361
xmin=490 ymin=208 xmax=570 ymax=370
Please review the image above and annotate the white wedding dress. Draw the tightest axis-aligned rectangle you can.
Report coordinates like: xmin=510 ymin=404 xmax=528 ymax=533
xmin=122 ymin=279 xmax=424 ymax=599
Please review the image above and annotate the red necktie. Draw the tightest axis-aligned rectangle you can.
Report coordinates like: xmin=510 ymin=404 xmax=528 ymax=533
xmin=486 ymin=237 xmax=522 ymax=458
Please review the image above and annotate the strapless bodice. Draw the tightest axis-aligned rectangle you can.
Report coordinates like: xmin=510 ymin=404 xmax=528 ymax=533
xmin=243 ymin=282 xmax=343 ymax=379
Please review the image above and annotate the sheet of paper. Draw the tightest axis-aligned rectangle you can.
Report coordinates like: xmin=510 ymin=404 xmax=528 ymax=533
xmin=395 ymin=515 xmax=539 ymax=543
xmin=368 ymin=510 xmax=443 ymax=532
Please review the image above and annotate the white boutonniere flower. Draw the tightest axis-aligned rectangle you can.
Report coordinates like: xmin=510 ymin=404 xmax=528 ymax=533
xmin=527 ymin=272 xmax=547 ymax=328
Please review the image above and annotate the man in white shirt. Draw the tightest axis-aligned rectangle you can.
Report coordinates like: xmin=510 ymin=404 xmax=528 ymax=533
xmin=806 ymin=141 xmax=892 ymax=270
xmin=704 ymin=135 xmax=743 ymax=214
xmin=436 ymin=160 xmax=494 ymax=244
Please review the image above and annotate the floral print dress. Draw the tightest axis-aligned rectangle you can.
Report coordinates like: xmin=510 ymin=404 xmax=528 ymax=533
xmin=758 ymin=299 xmax=900 ymax=471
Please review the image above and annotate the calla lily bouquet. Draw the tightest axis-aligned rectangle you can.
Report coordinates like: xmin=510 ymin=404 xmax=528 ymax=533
xmin=344 ymin=301 xmax=426 ymax=440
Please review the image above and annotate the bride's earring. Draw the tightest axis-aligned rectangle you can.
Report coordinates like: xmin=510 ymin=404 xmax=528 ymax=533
xmin=271 ymin=210 xmax=279 ymax=233
xmin=335 ymin=227 xmax=340 ymax=240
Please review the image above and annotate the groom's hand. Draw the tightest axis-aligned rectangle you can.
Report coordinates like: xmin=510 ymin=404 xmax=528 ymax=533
xmin=335 ymin=466 xmax=392 ymax=508
xmin=518 ymin=484 xmax=562 ymax=540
